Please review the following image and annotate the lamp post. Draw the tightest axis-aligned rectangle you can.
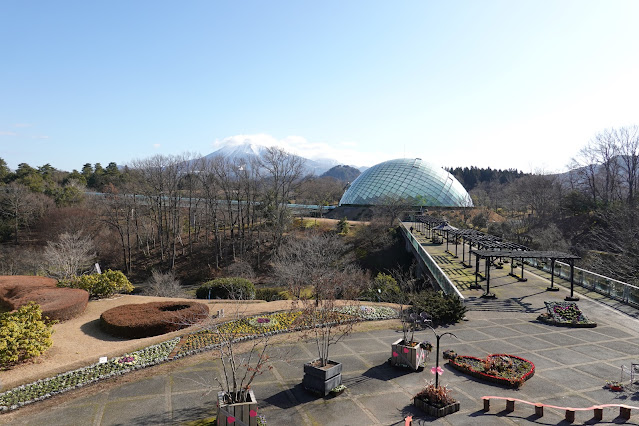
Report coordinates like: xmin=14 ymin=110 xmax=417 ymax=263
xmin=425 ymin=323 xmax=457 ymax=389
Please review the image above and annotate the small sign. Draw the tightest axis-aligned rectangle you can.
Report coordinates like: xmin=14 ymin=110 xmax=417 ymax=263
xmin=99 ymin=356 xmax=108 ymax=364
xmin=95 ymin=263 xmax=102 ymax=274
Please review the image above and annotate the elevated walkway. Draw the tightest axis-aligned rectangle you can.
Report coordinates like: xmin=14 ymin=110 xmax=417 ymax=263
xmin=400 ymin=222 xmax=639 ymax=318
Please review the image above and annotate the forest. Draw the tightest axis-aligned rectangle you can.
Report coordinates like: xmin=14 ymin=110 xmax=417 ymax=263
xmin=1 ymin=125 xmax=638 ymax=290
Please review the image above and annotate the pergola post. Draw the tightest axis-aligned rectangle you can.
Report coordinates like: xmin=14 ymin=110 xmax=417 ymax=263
xmin=547 ymin=258 xmax=559 ymax=291
xmin=471 ymin=250 xmax=482 ymax=289
xmin=461 ymin=238 xmax=466 ymax=264
xmin=482 ymin=255 xmax=495 ymax=298
xmin=454 ymin=235 xmax=459 ymax=258
xmin=566 ymin=259 xmax=579 ymax=301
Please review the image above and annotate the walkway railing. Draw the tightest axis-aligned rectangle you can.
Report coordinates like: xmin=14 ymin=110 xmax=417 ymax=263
xmin=526 ymin=258 xmax=639 ymax=308
xmin=399 ymin=222 xmax=464 ymax=301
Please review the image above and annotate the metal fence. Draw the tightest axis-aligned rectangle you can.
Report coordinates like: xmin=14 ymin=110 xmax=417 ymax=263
xmin=526 ymin=258 xmax=639 ymax=308
xmin=399 ymin=223 xmax=465 ymax=300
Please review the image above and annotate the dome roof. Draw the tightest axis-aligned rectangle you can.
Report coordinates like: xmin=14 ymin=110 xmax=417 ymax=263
xmin=339 ymin=158 xmax=473 ymax=207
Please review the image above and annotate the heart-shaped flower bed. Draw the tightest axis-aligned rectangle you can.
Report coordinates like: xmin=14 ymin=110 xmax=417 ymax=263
xmin=448 ymin=354 xmax=534 ymax=388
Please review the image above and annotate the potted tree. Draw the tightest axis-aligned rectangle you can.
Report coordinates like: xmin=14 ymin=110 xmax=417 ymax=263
xmin=391 ymin=310 xmax=432 ymax=370
xmin=298 ymin=283 xmax=362 ymax=396
xmin=198 ymin=283 xmax=272 ymax=426
xmin=272 ymin=231 xmax=367 ymax=397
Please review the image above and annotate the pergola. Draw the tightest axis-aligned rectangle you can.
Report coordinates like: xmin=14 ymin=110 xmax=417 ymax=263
xmin=413 ymin=215 xmax=446 ymax=238
xmin=471 ymin=249 xmax=581 ymax=299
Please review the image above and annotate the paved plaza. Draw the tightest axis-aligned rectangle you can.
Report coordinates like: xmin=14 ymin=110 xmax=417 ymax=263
xmin=5 ymin=236 xmax=639 ymax=425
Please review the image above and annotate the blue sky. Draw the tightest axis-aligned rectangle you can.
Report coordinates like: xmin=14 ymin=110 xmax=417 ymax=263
xmin=2 ymin=1 xmax=639 ymax=174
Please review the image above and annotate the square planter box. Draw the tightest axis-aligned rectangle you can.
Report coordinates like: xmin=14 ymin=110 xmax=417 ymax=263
xmin=414 ymin=397 xmax=460 ymax=417
xmin=391 ymin=338 xmax=427 ymax=370
xmin=303 ymin=359 xmax=342 ymax=397
xmin=217 ymin=389 xmax=258 ymax=426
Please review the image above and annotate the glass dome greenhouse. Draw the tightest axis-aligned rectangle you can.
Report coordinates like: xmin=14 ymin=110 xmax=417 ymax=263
xmin=339 ymin=158 xmax=473 ymax=207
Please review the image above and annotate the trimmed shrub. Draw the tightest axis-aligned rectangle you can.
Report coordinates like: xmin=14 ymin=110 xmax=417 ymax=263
xmin=410 ymin=290 xmax=467 ymax=325
xmin=59 ymin=269 xmax=134 ymax=299
xmin=360 ymin=273 xmax=401 ymax=303
xmin=195 ymin=277 xmax=255 ymax=300
xmin=255 ymin=287 xmax=289 ymax=301
xmin=100 ymin=301 xmax=210 ymax=338
xmin=0 ymin=276 xmax=88 ymax=322
xmin=0 ymin=302 xmax=53 ymax=368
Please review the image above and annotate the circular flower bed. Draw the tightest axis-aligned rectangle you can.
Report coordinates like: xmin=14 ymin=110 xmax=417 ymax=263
xmin=248 ymin=316 xmax=279 ymax=328
xmin=113 ymin=354 xmax=138 ymax=367
xmin=100 ymin=301 xmax=210 ymax=338
xmin=448 ymin=353 xmax=535 ymax=388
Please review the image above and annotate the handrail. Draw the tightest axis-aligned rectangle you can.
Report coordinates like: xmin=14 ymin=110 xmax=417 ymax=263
xmin=399 ymin=222 xmax=464 ymax=300
xmin=526 ymin=257 xmax=639 ymax=308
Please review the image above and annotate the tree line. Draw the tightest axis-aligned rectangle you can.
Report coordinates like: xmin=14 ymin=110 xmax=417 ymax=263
xmin=0 ymin=147 xmax=349 ymax=283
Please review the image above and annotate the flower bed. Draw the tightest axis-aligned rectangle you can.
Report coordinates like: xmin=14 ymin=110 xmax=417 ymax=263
xmin=537 ymin=301 xmax=596 ymax=328
xmin=0 ymin=338 xmax=179 ymax=412
xmin=448 ymin=354 xmax=535 ymax=388
xmin=335 ymin=305 xmax=399 ymax=320
xmin=172 ymin=311 xmax=304 ymax=358
xmin=0 ymin=305 xmax=396 ymax=412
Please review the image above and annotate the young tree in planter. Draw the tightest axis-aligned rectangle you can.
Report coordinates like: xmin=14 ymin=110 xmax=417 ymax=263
xmin=180 ymin=284 xmax=278 ymax=426
xmin=296 ymin=265 xmax=365 ymax=396
xmin=272 ymin=230 xmax=368 ymax=395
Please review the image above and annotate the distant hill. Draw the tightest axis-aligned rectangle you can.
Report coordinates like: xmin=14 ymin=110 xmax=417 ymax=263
xmin=321 ymin=165 xmax=361 ymax=182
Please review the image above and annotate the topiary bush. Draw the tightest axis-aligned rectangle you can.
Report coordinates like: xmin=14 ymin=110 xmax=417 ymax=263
xmin=58 ymin=269 xmax=134 ymax=299
xmin=195 ymin=277 xmax=255 ymax=300
xmin=410 ymin=290 xmax=467 ymax=325
xmin=255 ymin=287 xmax=289 ymax=301
xmin=0 ymin=276 xmax=88 ymax=322
xmin=100 ymin=301 xmax=209 ymax=338
xmin=0 ymin=301 xmax=53 ymax=368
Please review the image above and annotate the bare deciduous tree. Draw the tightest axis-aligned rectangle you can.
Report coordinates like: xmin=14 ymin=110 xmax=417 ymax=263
xmin=259 ymin=147 xmax=306 ymax=251
xmin=143 ymin=270 xmax=185 ymax=297
xmin=44 ymin=231 xmax=95 ymax=280
xmin=0 ymin=182 xmax=50 ymax=244
xmin=272 ymin=231 xmax=355 ymax=300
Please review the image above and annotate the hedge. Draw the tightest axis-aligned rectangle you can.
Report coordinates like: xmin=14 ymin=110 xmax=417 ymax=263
xmin=0 ymin=276 xmax=88 ymax=322
xmin=100 ymin=301 xmax=210 ymax=338
xmin=195 ymin=277 xmax=255 ymax=300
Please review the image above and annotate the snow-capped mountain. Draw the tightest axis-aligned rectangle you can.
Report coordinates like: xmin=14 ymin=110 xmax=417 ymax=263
xmin=200 ymin=142 xmax=344 ymax=176
xmin=202 ymin=143 xmax=268 ymax=163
